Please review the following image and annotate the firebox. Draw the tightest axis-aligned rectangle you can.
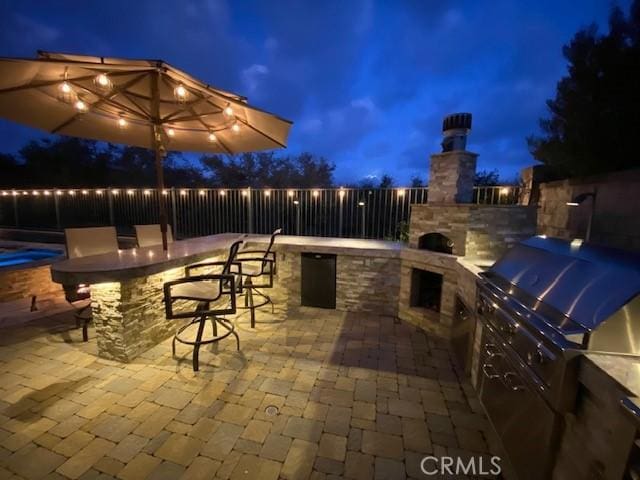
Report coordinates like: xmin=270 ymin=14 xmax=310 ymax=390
xmin=418 ymin=233 xmax=454 ymax=254
xmin=410 ymin=268 xmax=443 ymax=312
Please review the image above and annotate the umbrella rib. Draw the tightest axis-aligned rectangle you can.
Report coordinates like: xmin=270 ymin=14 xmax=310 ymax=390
xmin=162 ymin=97 xmax=223 ymax=122
xmin=51 ymin=73 xmax=150 ymax=133
xmin=120 ymin=91 xmax=152 ymax=118
xmin=235 ymin=117 xmax=286 ymax=148
xmin=185 ymin=105 xmax=233 ymax=154
xmin=158 ymin=75 xmax=224 ymax=123
xmin=70 ymin=82 xmax=149 ymax=121
xmin=0 ymin=74 xmax=96 ymax=95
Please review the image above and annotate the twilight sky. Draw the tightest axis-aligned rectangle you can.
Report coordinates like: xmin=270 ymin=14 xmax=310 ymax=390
xmin=0 ymin=0 xmax=629 ymax=184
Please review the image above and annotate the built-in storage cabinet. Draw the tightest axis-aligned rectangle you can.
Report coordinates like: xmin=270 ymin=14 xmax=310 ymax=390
xmin=301 ymin=253 xmax=336 ymax=309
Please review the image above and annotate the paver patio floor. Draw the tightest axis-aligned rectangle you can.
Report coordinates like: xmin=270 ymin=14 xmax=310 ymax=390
xmin=0 ymin=305 xmax=499 ymax=479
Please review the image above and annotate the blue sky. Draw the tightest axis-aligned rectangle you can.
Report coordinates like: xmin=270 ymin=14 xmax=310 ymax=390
xmin=0 ymin=0 xmax=629 ymax=184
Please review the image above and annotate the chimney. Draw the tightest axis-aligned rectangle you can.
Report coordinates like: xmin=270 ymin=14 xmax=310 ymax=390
xmin=428 ymin=113 xmax=477 ymax=204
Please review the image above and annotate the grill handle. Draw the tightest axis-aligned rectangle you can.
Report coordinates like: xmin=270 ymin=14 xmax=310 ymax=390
xmin=503 ymin=371 xmax=527 ymax=392
xmin=482 ymin=363 xmax=501 ymax=379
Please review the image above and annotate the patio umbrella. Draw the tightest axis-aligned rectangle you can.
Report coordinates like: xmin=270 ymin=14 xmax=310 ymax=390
xmin=0 ymin=51 xmax=292 ymax=249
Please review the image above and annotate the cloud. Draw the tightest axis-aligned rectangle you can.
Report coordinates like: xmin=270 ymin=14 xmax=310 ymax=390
xmin=241 ymin=64 xmax=269 ymax=94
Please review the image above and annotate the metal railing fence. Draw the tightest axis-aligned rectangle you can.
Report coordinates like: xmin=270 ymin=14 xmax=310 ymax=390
xmin=0 ymin=186 xmax=524 ymax=240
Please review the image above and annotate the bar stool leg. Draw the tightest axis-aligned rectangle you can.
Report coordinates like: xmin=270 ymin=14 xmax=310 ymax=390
xmin=211 ymin=318 xmax=218 ymax=337
xmin=192 ymin=314 xmax=207 ymax=372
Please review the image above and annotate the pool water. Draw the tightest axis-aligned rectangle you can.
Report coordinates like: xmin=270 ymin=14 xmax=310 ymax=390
xmin=0 ymin=248 xmax=63 ymax=268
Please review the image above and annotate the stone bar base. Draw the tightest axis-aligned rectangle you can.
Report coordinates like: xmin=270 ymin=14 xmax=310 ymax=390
xmin=90 ymin=266 xmax=186 ymax=362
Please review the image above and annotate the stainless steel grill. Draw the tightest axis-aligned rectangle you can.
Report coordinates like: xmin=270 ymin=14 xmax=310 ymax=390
xmin=476 ymin=236 xmax=640 ymax=480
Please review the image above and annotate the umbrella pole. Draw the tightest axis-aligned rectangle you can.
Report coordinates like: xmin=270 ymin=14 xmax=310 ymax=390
xmin=155 ymin=142 xmax=169 ymax=251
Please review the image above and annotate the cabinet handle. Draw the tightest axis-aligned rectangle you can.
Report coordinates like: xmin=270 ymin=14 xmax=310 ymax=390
xmin=621 ymin=397 xmax=640 ymax=427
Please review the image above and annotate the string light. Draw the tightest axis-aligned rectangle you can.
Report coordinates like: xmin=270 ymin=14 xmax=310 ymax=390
xmin=231 ymin=122 xmax=240 ymax=133
xmin=1 ymin=191 xmax=7 ymax=196
xmin=264 ymin=190 xmax=271 ymax=197
xmin=43 ymin=190 xmax=51 ymax=196
xmin=397 ymin=189 xmax=406 ymax=196
xmin=96 ymin=190 xmax=103 ymax=195
xmin=60 ymin=82 xmax=72 ymax=94
xmin=500 ymin=187 xmax=510 ymax=195
xmin=74 ymin=100 xmax=88 ymax=112
xmin=313 ymin=190 xmax=319 ymax=198
xmin=199 ymin=190 xmax=206 ymax=196
xmin=208 ymin=132 xmax=217 ymax=142
xmin=143 ymin=189 xmax=151 ymax=195
xmin=174 ymin=84 xmax=188 ymax=102
xmin=94 ymin=73 xmax=111 ymax=90
xmin=241 ymin=189 xmax=249 ymax=197
xmin=32 ymin=191 xmax=39 ymax=196
xmin=180 ymin=189 xmax=187 ymax=196
xmin=166 ymin=128 xmax=175 ymax=137
xmin=224 ymin=105 xmax=234 ymax=116
xmin=58 ymin=81 xmax=75 ymax=103
xmin=127 ymin=189 xmax=135 ymax=195
xmin=22 ymin=191 xmax=28 ymax=195
xmin=219 ymin=190 xmax=226 ymax=196
xmin=118 ymin=117 xmax=127 ymax=128
xmin=162 ymin=190 xmax=169 ymax=195
xmin=287 ymin=190 xmax=294 ymax=197
xmin=56 ymin=190 xmax=63 ymax=195
xmin=339 ymin=188 xmax=346 ymax=199
xmin=112 ymin=189 xmax=119 ymax=195
xmin=68 ymin=190 xmax=75 ymax=196
xmin=81 ymin=190 xmax=88 ymax=195
xmin=12 ymin=191 xmax=18 ymax=196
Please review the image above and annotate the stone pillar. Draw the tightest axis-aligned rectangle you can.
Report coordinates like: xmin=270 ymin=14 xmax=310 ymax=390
xmin=428 ymin=150 xmax=478 ymax=204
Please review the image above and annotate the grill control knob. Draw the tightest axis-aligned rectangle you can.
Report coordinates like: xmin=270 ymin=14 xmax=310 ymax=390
xmin=527 ymin=349 xmax=546 ymax=365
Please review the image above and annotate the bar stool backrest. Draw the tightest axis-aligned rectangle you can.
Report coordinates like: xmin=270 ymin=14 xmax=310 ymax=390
xmin=222 ymin=240 xmax=244 ymax=274
xmin=264 ymin=228 xmax=282 ymax=260
xmin=64 ymin=226 xmax=119 ymax=259
xmin=134 ymin=224 xmax=174 ymax=247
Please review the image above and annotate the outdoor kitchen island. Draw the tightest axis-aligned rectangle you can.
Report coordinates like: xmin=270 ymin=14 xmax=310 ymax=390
xmin=50 ymin=233 xmax=415 ymax=363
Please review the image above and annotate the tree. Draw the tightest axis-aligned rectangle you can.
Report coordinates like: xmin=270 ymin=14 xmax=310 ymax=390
xmin=378 ymin=174 xmax=395 ymax=188
xmin=474 ymin=169 xmax=500 ymax=186
xmin=200 ymin=152 xmax=335 ymax=188
xmin=528 ymin=2 xmax=640 ymax=177
xmin=410 ymin=176 xmax=424 ymax=188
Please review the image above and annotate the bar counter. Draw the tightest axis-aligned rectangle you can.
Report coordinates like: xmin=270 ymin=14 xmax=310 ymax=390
xmin=50 ymin=234 xmax=405 ymax=362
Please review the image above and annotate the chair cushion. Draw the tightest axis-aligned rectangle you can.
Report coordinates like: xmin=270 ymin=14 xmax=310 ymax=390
xmin=171 ymin=281 xmax=220 ymax=301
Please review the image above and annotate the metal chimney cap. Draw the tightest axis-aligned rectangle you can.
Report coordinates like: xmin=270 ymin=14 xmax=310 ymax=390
xmin=442 ymin=113 xmax=472 ymax=133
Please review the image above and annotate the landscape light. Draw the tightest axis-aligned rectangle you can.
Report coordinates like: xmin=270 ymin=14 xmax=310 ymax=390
xmin=293 ymin=200 xmax=299 ymax=205
xmin=358 ymin=201 xmax=365 ymax=206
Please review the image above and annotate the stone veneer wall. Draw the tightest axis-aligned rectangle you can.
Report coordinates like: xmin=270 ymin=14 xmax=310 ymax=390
xmin=397 ymin=249 xmax=458 ymax=338
xmin=409 ymin=204 xmax=537 ymax=258
xmin=552 ymin=360 xmax=635 ymax=479
xmin=270 ymin=247 xmax=401 ymax=319
xmin=428 ymin=151 xmax=478 ymax=203
xmin=538 ymin=168 xmax=640 ymax=252
xmin=0 ymin=263 xmax=65 ymax=304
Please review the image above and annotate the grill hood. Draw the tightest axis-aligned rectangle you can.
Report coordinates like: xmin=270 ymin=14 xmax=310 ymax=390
xmin=484 ymin=236 xmax=640 ymax=334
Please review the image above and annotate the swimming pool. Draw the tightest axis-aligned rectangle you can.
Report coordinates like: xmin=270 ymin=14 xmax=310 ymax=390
xmin=0 ymin=248 xmax=64 ymax=268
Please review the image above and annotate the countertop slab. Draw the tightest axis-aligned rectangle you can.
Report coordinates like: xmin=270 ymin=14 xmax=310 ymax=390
xmin=50 ymin=234 xmax=406 ymax=284
xmin=584 ymin=353 xmax=640 ymax=399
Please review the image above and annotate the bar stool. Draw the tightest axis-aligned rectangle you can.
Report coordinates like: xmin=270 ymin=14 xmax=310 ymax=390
xmin=163 ymin=240 xmax=243 ymax=371
xmin=237 ymin=228 xmax=281 ymax=328
xmin=63 ymin=226 xmax=119 ymax=341
xmin=134 ymin=224 xmax=174 ymax=247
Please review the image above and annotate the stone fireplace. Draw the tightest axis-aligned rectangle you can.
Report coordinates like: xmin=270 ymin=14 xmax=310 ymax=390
xmin=398 ymin=112 xmax=537 ymax=337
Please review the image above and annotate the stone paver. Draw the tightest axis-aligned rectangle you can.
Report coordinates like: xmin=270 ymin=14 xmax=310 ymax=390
xmin=0 ymin=309 xmax=496 ymax=480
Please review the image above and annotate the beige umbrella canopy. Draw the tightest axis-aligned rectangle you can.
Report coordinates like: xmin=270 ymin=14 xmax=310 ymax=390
xmin=0 ymin=51 xmax=293 ymax=248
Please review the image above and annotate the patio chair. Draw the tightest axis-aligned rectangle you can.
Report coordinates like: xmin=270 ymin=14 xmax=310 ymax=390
xmin=163 ymin=239 xmax=243 ymax=371
xmin=237 ymin=228 xmax=281 ymax=328
xmin=63 ymin=226 xmax=119 ymax=341
xmin=134 ymin=224 xmax=174 ymax=248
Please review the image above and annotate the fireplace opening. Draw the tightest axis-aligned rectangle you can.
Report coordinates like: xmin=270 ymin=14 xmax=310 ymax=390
xmin=418 ymin=232 xmax=454 ymax=254
xmin=410 ymin=268 xmax=443 ymax=312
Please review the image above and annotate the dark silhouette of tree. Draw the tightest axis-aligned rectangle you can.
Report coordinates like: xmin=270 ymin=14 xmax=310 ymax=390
xmin=378 ymin=174 xmax=395 ymax=188
xmin=410 ymin=176 xmax=424 ymax=188
xmin=474 ymin=169 xmax=500 ymax=186
xmin=528 ymin=2 xmax=640 ymax=177
xmin=200 ymin=151 xmax=334 ymax=188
